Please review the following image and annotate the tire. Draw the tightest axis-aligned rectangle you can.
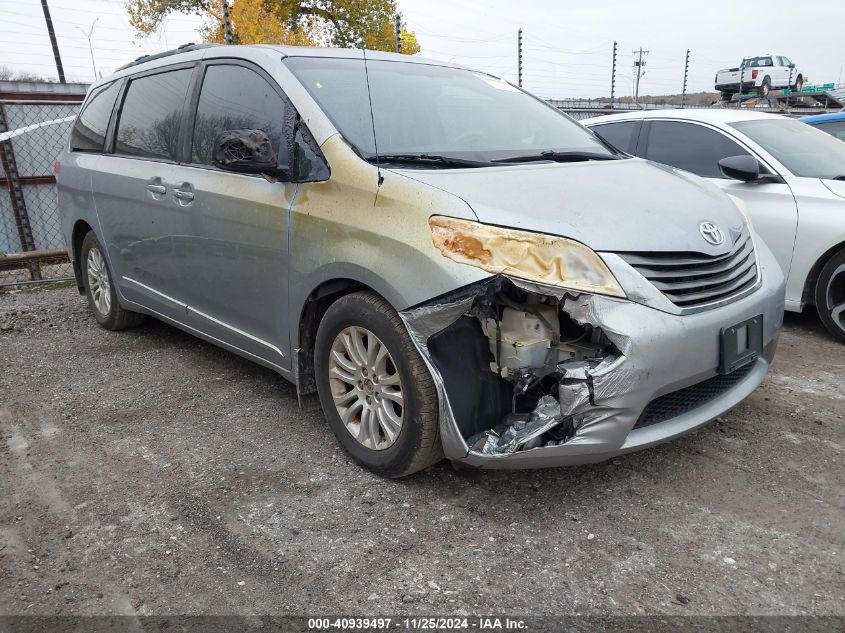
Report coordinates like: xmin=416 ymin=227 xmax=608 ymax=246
xmin=720 ymin=90 xmax=734 ymax=102
xmin=792 ymin=75 xmax=803 ymax=92
xmin=80 ymin=231 xmax=146 ymax=331
xmin=314 ymin=291 xmax=443 ymax=477
xmin=758 ymin=77 xmax=771 ymax=98
xmin=815 ymin=248 xmax=845 ymax=344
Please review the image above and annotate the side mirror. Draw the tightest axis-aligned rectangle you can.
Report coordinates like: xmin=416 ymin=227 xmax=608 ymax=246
xmin=719 ymin=155 xmax=760 ymax=182
xmin=212 ymin=129 xmax=291 ymax=178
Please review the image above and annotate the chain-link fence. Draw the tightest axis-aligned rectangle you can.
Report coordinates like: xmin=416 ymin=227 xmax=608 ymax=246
xmin=1 ymin=83 xmax=85 ymax=288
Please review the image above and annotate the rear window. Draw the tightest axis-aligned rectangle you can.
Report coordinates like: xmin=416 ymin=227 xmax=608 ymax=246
xmin=114 ymin=68 xmax=193 ymax=161
xmin=744 ymin=57 xmax=773 ymax=68
xmin=70 ymin=81 xmax=120 ymax=152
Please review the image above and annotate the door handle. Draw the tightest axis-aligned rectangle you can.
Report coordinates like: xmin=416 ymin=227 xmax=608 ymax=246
xmin=174 ymin=189 xmax=194 ymax=201
xmin=146 ymin=184 xmax=166 ymax=194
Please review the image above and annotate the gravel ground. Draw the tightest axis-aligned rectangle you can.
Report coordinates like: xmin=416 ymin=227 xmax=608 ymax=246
xmin=1 ymin=285 xmax=843 ymax=617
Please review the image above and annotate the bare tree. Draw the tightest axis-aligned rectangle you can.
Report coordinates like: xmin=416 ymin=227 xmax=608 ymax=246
xmin=0 ymin=65 xmax=49 ymax=82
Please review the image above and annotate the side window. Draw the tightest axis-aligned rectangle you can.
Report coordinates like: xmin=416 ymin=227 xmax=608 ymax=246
xmin=781 ymin=57 xmax=792 ymax=67
xmin=816 ymin=121 xmax=845 ymax=141
xmin=191 ymin=64 xmax=290 ymax=166
xmin=591 ymin=121 xmax=640 ymax=154
xmin=70 ymin=81 xmax=120 ymax=152
xmin=643 ymin=121 xmax=751 ymax=178
xmin=115 ymin=68 xmax=193 ymax=161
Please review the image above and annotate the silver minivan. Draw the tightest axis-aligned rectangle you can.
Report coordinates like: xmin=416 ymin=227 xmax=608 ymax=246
xmin=57 ymin=44 xmax=786 ymax=476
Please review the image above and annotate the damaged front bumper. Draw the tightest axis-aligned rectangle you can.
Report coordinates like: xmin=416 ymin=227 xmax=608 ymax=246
xmin=399 ymin=264 xmax=784 ymax=470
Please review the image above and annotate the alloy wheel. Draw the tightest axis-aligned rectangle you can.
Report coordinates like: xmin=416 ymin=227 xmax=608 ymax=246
xmin=825 ymin=263 xmax=845 ymax=334
xmin=328 ymin=326 xmax=404 ymax=450
xmin=86 ymin=246 xmax=112 ymax=317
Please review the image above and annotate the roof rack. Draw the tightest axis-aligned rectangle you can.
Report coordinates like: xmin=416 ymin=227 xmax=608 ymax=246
xmin=115 ymin=43 xmax=220 ymax=72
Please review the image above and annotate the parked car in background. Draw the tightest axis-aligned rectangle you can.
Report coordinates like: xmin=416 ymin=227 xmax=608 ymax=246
xmin=585 ymin=109 xmax=845 ymax=342
xmin=715 ymin=55 xmax=803 ymax=100
xmin=801 ymin=112 xmax=845 ymax=141
xmin=56 ymin=45 xmax=786 ymax=476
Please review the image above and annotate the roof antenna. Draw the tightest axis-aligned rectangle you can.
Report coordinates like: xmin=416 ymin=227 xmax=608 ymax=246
xmin=361 ymin=45 xmax=383 ymax=186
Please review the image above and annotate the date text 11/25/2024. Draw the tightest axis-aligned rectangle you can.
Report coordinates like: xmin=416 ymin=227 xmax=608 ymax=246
xmin=307 ymin=617 xmax=528 ymax=630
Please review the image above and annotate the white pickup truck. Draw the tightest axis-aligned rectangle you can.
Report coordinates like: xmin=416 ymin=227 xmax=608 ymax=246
xmin=715 ymin=55 xmax=804 ymax=100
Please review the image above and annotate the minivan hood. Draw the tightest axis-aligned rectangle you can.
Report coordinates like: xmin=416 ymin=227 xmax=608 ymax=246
xmin=396 ymin=158 xmax=745 ymax=254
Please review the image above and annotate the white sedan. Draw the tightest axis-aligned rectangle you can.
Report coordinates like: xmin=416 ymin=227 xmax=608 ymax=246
xmin=585 ymin=109 xmax=845 ymax=343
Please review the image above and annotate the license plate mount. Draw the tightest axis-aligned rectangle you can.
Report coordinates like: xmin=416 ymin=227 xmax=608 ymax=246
xmin=720 ymin=315 xmax=763 ymax=375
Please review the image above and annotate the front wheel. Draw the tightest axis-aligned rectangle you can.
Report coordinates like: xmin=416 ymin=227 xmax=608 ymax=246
xmin=792 ymin=76 xmax=803 ymax=92
xmin=314 ymin=291 xmax=442 ymax=477
xmin=815 ymin=248 xmax=845 ymax=344
xmin=80 ymin=231 xmax=146 ymax=331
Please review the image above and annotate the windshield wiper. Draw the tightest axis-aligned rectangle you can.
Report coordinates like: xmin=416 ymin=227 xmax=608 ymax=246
xmin=493 ymin=150 xmax=620 ymax=163
xmin=832 ymin=175 xmax=845 ymax=181
xmin=369 ymin=154 xmax=497 ymax=168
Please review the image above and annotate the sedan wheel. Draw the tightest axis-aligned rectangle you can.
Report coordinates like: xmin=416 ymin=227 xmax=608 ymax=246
xmin=823 ymin=264 xmax=845 ymax=338
xmin=329 ymin=326 xmax=404 ymax=450
xmin=815 ymin=249 xmax=845 ymax=344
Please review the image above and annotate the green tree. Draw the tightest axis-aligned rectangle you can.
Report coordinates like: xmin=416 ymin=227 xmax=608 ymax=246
xmin=127 ymin=0 xmax=420 ymax=53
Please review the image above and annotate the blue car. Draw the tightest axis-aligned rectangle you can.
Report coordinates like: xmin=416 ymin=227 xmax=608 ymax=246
xmin=801 ymin=111 xmax=845 ymax=141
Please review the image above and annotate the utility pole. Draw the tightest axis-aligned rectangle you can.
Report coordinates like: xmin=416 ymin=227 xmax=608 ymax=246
xmin=610 ymin=41 xmax=617 ymax=108
xmin=222 ymin=0 xmax=233 ymax=44
xmin=682 ymin=49 xmax=690 ymax=107
xmin=77 ymin=19 xmax=98 ymax=82
xmin=632 ymin=47 xmax=649 ymax=105
xmin=395 ymin=14 xmax=401 ymax=53
xmin=517 ymin=28 xmax=523 ymax=88
xmin=40 ymin=0 xmax=66 ymax=83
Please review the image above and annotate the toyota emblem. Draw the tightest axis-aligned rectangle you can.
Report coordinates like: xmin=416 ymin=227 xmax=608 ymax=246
xmin=699 ymin=221 xmax=724 ymax=246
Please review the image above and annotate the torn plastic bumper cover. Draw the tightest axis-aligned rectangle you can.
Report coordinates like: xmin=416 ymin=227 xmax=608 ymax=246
xmin=399 ymin=275 xmax=775 ymax=469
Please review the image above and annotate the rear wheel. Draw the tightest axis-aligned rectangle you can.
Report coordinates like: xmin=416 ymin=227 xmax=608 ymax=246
xmin=758 ymin=77 xmax=771 ymax=98
xmin=815 ymin=248 xmax=845 ymax=344
xmin=314 ymin=291 xmax=442 ymax=477
xmin=80 ymin=231 xmax=145 ymax=331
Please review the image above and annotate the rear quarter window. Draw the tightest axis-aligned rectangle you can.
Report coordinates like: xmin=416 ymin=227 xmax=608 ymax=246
xmin=590 ymin=121 xmax=640 ymax=154
xmin=70 ymin=81 xmax=120 ymax=152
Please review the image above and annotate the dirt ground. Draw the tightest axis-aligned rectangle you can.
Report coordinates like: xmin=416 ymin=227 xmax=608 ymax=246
xmin=1 ymin=285 xmax=843 ymax=617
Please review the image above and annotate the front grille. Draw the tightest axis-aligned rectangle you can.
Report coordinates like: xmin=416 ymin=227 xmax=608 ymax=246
xmin=618 ymin=228 xmax=758 ymax=309
xmin=633 ymin=361 xmax=755 ymax=430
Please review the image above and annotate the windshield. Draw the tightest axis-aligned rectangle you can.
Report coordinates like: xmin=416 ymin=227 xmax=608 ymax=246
xmin=284 ymin=56 xmax=615 ymax=163
xmin=730 ymin=118 xmax=845 ymax=179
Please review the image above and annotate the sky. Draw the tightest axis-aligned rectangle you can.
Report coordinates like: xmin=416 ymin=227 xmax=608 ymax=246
xmin=1 ymin=0 xmax=843 ymax=99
